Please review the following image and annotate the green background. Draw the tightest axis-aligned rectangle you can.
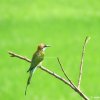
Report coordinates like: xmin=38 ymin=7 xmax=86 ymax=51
xmin=0 ymin=0 xmax=100 ymax=100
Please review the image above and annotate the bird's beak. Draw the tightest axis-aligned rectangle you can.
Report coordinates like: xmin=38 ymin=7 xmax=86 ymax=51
xmin=45 ymin=45 xmax=51 ymax=47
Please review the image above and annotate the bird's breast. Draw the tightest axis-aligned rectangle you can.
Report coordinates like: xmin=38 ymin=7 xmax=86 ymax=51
xmin=38 ymin=51 xmax=44 ymax=60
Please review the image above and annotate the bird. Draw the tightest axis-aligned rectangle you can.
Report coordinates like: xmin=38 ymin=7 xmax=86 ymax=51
xmin=25 ymin=43 xmax=50 ymax=95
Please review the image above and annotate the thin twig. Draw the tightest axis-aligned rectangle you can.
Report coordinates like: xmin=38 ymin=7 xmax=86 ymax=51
xmin=78 ymin=36 xmax=90 ymax=89
xmin=8 ymin=51 xmax=89 ymax=100
xmin=8 ymin=51 xmax=31 ymax=63
xmin=57 ymin=57 xmax=75 ymax=87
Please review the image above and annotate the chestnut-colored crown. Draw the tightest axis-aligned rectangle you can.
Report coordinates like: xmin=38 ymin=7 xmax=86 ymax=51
xmin=37 ymin=43 xmax=46 ymax=50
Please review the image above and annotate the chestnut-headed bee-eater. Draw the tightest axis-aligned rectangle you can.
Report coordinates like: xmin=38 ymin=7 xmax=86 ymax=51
xmin=25 ymin=43 xmax=50 ymax=95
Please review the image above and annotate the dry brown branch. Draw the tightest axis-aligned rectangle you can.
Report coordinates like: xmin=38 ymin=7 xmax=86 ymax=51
xmin=8 ymin=51 xmax=89 ymax=100
xmin=57 ymin=57 xmax=75 ymax=87
xmin=78 ymin=36 xmax=90 ymax=89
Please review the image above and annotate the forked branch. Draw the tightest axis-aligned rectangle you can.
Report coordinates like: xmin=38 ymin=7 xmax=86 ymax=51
xmin=8 ymin=51 xmax=89 ymax=100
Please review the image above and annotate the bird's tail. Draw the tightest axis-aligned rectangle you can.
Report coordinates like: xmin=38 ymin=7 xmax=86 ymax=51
xmin=25 ymin=68 xmax=36 ymax=95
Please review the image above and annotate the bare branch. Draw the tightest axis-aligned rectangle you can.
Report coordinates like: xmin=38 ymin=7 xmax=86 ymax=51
xmin=57 ymin=57 xmax=75 ymax=87
xmin=8 ymin=51 xmax=74 ymax=87
xmin=78 ymin=36 xmax=90 ymax=89
xmin=8 ymin=51 xmax=31 ymax=63
xmin=8 ymin=51 xmax=89 ymax=100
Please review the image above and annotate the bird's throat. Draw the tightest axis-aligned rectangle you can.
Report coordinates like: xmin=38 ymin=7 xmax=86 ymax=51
xmin=42 ymin=48 xmax=46 ymax=51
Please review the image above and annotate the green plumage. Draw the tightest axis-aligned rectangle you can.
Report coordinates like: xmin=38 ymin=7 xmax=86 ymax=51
xmin=25 ymin=43 xmax=50 ymax=95
xmin=27 ymin=50 xmax=44 ymax=72
xmin=25 ymin=50 xmax=44 ymax=95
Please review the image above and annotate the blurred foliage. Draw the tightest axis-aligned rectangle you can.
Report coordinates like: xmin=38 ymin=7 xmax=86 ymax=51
xmin=0 ymin=0 xmax=100 ymax=100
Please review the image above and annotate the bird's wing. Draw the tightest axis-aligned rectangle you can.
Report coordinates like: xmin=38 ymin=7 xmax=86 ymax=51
xmin=27 ymin=51 xmax=44 ymax=72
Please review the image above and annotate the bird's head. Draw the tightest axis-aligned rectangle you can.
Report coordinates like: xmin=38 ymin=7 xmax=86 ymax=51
xmin=37 ymin=43 xmax=51 ymax=51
